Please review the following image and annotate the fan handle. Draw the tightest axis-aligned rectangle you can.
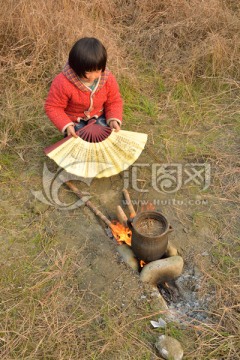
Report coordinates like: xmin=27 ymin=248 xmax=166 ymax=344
xmin=75 ymin=119 xmax=97 ymax=136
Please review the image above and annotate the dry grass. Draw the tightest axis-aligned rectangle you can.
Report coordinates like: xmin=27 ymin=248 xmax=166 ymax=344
xmin=0 ymin=247 xmax=160 ymax=359
xmin=114 ymin=0 xmax=240 ymax=79
xmin=183 ymin=218 xmax=240 ymax=359
xmin=1 ymin=0 xmax=239 ymax=145
xmin=0 ymin=0 xmax=240 ymax=358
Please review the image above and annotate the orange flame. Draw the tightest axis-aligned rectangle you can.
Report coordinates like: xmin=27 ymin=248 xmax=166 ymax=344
xmin=111 ymin=221 xmax=148 ymax=267
xmin=110 ymin=221 xmax=132 ymax=246
xmin=140 ymin=260 xmax=147 ymax=268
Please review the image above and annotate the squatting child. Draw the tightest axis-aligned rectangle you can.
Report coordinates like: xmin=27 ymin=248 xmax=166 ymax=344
xmin=45 ymin=37 xmax=123 ymax=138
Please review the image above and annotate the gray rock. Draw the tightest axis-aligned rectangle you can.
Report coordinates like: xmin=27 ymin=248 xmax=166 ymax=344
xmin=155 ymin=335 xmax=183 ymax=360
xmin=150 ymin=317 xmax=167 ymax=328
xmin=116 ymin=244 xmax=139 ymax=271
xmin=165 ymin=242 xmax=178 ymax=257
xmin=140 ymin=256 xmax=184 ymax=285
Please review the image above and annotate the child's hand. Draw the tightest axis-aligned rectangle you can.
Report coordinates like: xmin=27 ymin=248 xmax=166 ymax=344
xmin=67 ymin=125 xmax=78 ymax=138
xmin=109 ymin=120 xmax=120 ymax=132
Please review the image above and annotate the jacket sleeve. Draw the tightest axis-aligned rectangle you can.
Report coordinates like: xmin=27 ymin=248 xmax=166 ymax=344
xmin=104 ymin=73 xmax=123 ymax=126
xmin=44 ymin=74 xmax=74 ymax=133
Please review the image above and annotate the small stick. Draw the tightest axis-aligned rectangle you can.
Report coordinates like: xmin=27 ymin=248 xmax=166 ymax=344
xmin=65 ymin=181 xmax=113 ymax=228
xmin=116 ymin=205 xmax=128 ymax=227
xmin=122 ymin=188 xmax=136 ymax=218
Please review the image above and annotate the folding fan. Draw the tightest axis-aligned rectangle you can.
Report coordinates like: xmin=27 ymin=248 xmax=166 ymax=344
xmin=44 ymin=121 xmax=148 ymax=178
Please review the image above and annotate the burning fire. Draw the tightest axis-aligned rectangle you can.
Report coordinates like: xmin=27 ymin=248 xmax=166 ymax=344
xmin=110 ymin=203 xmax=155 ymax=265
xmin=111 ymin=222 xmax=147 ymax=267
xmin=140 ymin=260 xmax=147 ymax=268
xmin=110 ymin=221 xmax=132 ymax=246
xmin=110 ymin=202 xmax=155 ymax=246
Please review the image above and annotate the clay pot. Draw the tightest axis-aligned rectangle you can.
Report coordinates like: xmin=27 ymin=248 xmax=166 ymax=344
xmin=128 ymin=211 xmax=173 ymax=262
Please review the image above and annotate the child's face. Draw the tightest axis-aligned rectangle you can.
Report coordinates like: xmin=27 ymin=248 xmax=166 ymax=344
xmin=84 ymin=70 xmax=102 ymax=82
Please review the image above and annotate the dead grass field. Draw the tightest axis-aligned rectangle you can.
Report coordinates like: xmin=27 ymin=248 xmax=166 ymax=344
xmin=0 ymin=0 xmax=239 ymax=359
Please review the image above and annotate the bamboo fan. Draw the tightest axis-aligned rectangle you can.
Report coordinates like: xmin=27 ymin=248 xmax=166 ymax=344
xmin=44 ymin=123 xmax=148 ymax=178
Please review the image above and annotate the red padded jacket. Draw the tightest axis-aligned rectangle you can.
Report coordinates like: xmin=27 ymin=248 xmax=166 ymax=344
xmin=45 ymin=64 xmax=123 ymax=133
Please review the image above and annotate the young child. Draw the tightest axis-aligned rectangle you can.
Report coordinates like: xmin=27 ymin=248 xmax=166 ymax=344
xmin=45 ymin=37 xmax=123 ymax=138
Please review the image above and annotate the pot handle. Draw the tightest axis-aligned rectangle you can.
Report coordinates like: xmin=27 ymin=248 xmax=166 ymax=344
xmin=167 ymin=224 xmax=174 ymax=233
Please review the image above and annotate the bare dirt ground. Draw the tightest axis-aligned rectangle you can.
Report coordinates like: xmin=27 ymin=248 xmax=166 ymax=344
xmin=1 ymin=151 xmax=170 ymax=358
xmin=1 ymin=91 xmax=239 ymax=358
xmin=1 ymin=139 xmax=227 ymax=358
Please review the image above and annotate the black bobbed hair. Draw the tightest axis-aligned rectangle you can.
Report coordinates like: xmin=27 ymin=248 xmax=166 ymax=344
xmin=68 ymin=37 xmax=107 ymax=78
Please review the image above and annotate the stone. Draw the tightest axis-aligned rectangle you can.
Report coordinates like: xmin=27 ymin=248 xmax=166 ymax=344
xmin=116 ymin=244 xmax=139 ymax=271
xmin=155 ymin=335 xmax=183 ymax=360
xmin=140 ymin=256 xmax=184 ymax=285
xmin=150 ymin=317 xmax=167 ymax=328
xmin=165 ymin=242 xmax=178 ymax=257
